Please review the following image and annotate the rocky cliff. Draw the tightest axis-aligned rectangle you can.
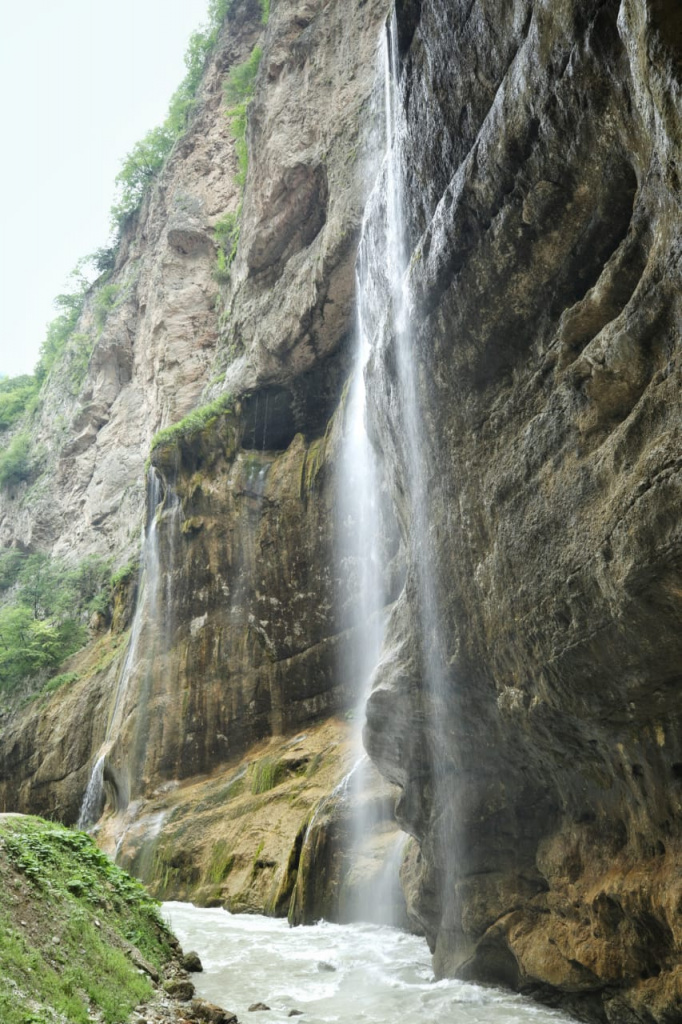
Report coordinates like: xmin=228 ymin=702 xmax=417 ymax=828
xmin=1 ymin=0 xmax=681 ymax=1020
xmin=0 ymin=0 xmax=400 ymax=920
xmin=364 ymin=0 xmax=682 ymax=1021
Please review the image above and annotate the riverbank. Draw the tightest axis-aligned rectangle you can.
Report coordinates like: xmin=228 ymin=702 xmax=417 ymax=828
xmin=0 ymin=815 xmax=224 ymax=1024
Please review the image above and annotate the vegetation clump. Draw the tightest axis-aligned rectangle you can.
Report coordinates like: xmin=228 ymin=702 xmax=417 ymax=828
xmin=0 ymin=815 xmax=175 ymax=1024
xmin=0 ymin=552 xmax=113 ymax=696
xmin=213 ymin=42 xmax=263 ymax=284
xmin=250 ymin=756 xmax=286 ymax=795
xmin=150 ymin=392 xmax=234 ymax=453
xmin=0 ymin=432 xmax=34 ymax=489
xmin=0 ymin=377 xmax=39 ymax=433
xmin=223 ymin=45 xmax=263 ymax=189
xmin=111 ymin=0 xmax=237 ymax=228
xmin=213 ymin=209 xmax=241 ymax=282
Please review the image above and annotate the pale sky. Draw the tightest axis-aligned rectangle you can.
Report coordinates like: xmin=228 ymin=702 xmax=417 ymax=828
xmin=0 ymin=0 xmax=211 ymax=378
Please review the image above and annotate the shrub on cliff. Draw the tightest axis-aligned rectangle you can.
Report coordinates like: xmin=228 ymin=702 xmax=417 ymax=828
xmin=0 ymin=552 xmax=112 ymax=695
xmin=0 ymin=376 xmax=39 ymax=432
xmin=0 ymin=432 xmax=33 ymax=489
xmin=111 ymin=1 xmax=237 ymax=229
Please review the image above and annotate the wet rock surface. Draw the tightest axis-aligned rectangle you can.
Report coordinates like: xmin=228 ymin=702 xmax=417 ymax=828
xmin=0 ymin=0 xmax=680 ymax=1016
xmin=0 ymin=0 xmax=395 ymax=842
xmin=364 ymin=0 xmax=682 ymax=1020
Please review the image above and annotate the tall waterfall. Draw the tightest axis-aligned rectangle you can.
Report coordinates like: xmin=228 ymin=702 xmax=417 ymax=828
xmin=333 ymin=22 xmax=423 ymax=926
xmin=335 ymin=12 xmax=454 ymax=924
xmin=381 ymin=11 xmax=457 ymax=927
xmin=337 ymin=170 xmax=390 ymax=879
xmin=78 ymin=468 xmax=167 ymax=829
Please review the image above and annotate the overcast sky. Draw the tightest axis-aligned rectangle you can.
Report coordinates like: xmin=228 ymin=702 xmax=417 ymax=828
xmin=0 ymin=0 xmax=211 ymax=379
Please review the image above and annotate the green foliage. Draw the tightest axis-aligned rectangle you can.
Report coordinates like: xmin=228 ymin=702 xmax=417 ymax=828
xmin=111 ymin=0 xmax=236 ymax=229
xmin=224 ymin=46 xmax=263 ymax=188
xmin=214 ymin=209 xmax=241 ymax=282
xmin=0 ymin=605 xmax=86 ymax=692
xmin=111 ymin=125 xmax=176 ymax=226
xmin=0 ymin=552 xmax=112 ymax=695
xmin=223 ymin=46 xmax=263 ymax=107
xmin=0 ymin=432 xmax=33 ymax=489
xmin=261 ymin=0 xmax=270 ymax=24
xmin=207 ymin=0 xmax=234 ymax=24
xmin=0 ymin=375 xmax=39 ymax=432
xmin=70 ymin=554 xmax=114 ymax=615
xmin=0 ymin=816 xmax=173 ymax=1024
xmin=212 ymin=43 xmax=264 ymax=286
xmin=42 ymin=671 xmax=80 ymax=694
xmin=110 ymin=559 xmax=139 ymax=590
xmin=94 ymin=283 xmax=121 ymax=329
xmin=35 ymin=274 xmax=89 ymax=383
xmin=150 ymin=392 xmax=233 ymax=452
xmin=90 ymin=245 xmax=117 ymax=274
xmin=0 ymin=549 xmax=25 ymax=592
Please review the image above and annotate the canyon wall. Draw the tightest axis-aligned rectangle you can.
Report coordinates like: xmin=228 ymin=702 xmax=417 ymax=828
xmin=1 ymin=0 xmax=681 ymax=1020
xmin=364 ymin=0 xmax=682 ymax=1020
xmin=0 ymin=0 xmax=400 ymax=922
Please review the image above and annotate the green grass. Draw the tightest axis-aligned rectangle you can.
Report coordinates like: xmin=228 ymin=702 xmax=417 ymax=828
xmin=150 ymin=392 xmax=233 ymax=453
xmin=41 ymin=671 xmax=80 ymax=695
xmin=0 ymin=816 xmax=174 ymax=1024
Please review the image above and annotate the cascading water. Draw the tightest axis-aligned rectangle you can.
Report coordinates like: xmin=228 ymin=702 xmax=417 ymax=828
xmin=333 ymin=10 xmax=455 ymax=931
xmin=77 ymin=468 xmax=165 ymax=829
xmin=379 ymin=11 xmax=458 ymax=940
xmin=331 ymin=28 xmax=416 ymax=927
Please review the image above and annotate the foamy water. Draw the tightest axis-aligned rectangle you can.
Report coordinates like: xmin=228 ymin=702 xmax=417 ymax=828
xmin=163 ymin=903 xmax=573 ymax=1024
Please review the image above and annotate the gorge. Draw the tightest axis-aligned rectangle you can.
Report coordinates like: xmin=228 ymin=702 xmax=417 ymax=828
xmin=0 ymin=0 xmax=681 ymax=1022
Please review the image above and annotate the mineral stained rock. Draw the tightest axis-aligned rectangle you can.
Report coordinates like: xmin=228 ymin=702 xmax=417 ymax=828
xmin=1 ymin=0 xmax=681 ymax=1018
xmin=364 ymin=0 xmax=682 ymax=1020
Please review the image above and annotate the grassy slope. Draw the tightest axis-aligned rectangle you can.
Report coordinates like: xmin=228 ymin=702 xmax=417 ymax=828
xmin=0 ymin=815 xmax=175 ymax=1024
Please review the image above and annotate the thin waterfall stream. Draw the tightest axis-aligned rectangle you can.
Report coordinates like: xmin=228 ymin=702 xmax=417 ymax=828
xmin=332 ymin=14 xmax=455 ymax=927
xmin=78 ymin=468 xmax=170 ymax=829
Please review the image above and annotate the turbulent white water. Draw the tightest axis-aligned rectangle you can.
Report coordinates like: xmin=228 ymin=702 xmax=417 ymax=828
xmin=164 ymin=903 xmax=573 ymax=1024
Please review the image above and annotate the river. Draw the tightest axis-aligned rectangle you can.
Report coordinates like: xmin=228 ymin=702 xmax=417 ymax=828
xmin=164 ymin=903 xmax=574 ymax=1024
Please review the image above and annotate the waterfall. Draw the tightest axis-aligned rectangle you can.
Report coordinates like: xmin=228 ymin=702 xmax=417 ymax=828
xmin=77 ymin=468 xmax=166 ymax=829
xmin=380 ymin=12 xmax=457 ymax=927
xmin=333 ymin=25 xmax=410 ymax=926
xmin=334 ymin=10 xmax=454 ymax=926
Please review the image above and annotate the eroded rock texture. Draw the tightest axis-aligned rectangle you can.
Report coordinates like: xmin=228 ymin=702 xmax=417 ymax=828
xmin=365 ymin=0 xmax=682 ymax=1020
xmin=0 ymin=0 xmax=399 ymax=925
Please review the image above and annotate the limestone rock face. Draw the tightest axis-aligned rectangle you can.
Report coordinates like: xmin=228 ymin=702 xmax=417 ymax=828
xmin=0 ymin=0 xmax=397 ymax=924
xmin=0 ymin=0 xmax=388 ymax=564
xmin=2 ymin=0 xmax=682 ymax=1015
xmin=364 ymin=0 xmax=682 ymax=1020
